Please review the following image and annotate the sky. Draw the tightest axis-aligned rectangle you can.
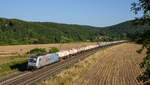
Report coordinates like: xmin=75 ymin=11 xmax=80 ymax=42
xmin=0 ymin=0 xmax=140 ymax=27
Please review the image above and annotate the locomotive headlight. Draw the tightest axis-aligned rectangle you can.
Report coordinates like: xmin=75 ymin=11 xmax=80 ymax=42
xmin=33 ymin=58 xmax=36 ymax=61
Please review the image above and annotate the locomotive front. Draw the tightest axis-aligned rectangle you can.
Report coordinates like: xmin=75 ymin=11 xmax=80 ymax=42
xmin=27 ymin=55 xmax=38 ymax=70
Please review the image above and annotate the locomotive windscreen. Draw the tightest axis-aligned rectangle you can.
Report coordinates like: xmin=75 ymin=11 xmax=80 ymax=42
xmin=29 ymin=58 xmax=37 ymax=63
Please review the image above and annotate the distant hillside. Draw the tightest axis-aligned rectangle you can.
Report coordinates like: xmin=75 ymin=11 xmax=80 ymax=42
xmin=0 ymin=18 xmax=149 ymax=45
xmin=102 ymin=20 xmax=150 ymax=38
xmin=0 ymin=18 xmax=108 ymax=45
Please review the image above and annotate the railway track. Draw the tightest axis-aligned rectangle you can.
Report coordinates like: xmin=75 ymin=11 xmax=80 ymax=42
xmin=0 ymin=43 xmax=123 ymax=85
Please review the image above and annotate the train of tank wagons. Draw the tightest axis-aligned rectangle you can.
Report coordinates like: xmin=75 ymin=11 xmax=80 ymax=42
xmin=27 ymin=40 xmax=126 ymax=70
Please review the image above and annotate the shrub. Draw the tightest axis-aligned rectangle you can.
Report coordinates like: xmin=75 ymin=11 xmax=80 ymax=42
xmin=27 ymin=48 xmax=47 ymax=54
xmin=49 ymin=47 xmax=59 ymax=53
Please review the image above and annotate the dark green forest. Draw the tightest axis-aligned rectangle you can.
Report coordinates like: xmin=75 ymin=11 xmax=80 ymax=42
xmin=0 ymin=18 xmax=106 ymax=45
xmin=0 ymin=17 xmax=150 ymax=45
xmin=102 ymin=20 xmax=150 ymax=37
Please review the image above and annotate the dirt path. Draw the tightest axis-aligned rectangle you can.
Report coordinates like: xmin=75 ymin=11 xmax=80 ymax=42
xmin=73 ymin=43 xmax=146 ymax=85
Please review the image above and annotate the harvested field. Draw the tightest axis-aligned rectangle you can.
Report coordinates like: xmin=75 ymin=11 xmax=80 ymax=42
xmin=40 ymin=43 xmax=146 ymax=85
xmin=0 ymin=42 xmax=96 ymax=65
xmin=73 ymin=43 xmax=145 ymax=85
xmin=0 ymin=42 xmax=96 ymax=56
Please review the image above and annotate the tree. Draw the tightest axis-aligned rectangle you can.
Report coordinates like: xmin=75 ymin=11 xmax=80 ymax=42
xmin=131 ymin=0 xmax=150 ymax=24
xmin=49 ymin=47 xmax=59 ymax=53
xmin=27 ymin=48 xmax=47 ymax=54
xmin=131 ymin=0 xmax=150 ymax=84
xmin=38 ymin=37 xmax=48 ymax=44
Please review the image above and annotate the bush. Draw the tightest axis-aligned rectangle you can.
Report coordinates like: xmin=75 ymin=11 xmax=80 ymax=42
xmin=27 ymin=48 xmax=47 ymax=54
xmin=49 ymin=47 xmax=59 ymax=53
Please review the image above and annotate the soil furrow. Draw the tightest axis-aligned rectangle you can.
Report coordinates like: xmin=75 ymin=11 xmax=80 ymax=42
xmin=73 ymin=43 xmax=145 ymax=85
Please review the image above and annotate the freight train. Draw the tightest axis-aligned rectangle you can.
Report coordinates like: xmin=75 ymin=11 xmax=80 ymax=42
xmin=27 ymin=40 xmax=126 ymax=70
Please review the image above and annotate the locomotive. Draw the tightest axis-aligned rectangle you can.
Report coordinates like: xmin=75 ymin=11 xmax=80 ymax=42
xmin=27 ymin=40 xmax=126 ymax=70
xmin=28 ymin=53 xmax=59 ymax=69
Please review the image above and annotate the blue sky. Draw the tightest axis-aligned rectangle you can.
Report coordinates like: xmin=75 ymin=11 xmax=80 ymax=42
xmin=0 ymin=0 xmax=139 ymax=27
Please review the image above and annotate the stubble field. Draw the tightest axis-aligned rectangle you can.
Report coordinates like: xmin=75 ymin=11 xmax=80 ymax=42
xmin=73 ymin=43 xmax=145 ymax=85
xmin=40 ymin=43 xmax=146 ymax=85
xmin=0 ymin=42 xmax=96 ymax=65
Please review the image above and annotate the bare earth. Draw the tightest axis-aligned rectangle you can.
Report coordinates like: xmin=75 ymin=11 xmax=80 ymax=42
xmin=73 ymin=43 xmax=146 ymax=85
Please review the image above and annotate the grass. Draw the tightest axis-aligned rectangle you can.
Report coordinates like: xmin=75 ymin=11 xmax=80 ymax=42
xmin=0 ymin=70 xmax=18 ymax=78
xmin=0 ymin=58 xmax=28 ymax=78
xmin=0 ymin=54 xmax=29 ymax=65
xmin=38 ymin=47 xmax=110 ymax=85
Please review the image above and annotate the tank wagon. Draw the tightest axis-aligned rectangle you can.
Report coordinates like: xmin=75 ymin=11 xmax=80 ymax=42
xmin=27 ymin=40 xmax=126 ymax=70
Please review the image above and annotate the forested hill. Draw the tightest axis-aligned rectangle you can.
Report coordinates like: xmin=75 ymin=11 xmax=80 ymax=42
xmin=0 ymin=18 xmax=108 ymax=45
xmin=102 ymin=20 xmax=150 ymax=36
xmin=0 ymin=18 xmax=150 ymax=45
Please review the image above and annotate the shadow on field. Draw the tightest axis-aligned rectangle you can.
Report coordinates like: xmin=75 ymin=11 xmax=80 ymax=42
xmin=10 ymin=61 xmax=28 ymax=72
